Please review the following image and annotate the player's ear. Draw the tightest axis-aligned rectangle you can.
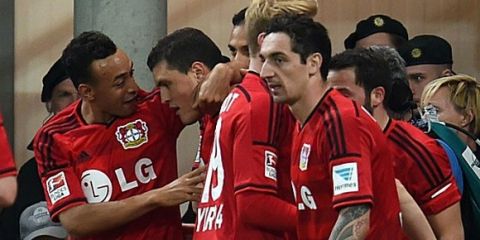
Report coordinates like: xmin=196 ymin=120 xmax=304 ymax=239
xmin=45 ymin=102 xmax=53 ymax=113
xmin=370 ymin=86 xmax=385 ymax=109
xmin=257 ymin=32 xmax=266 ymax=49
xmin=460 ymin=109 xmax=474 ymax=129
xmin=190 ymin=62 xmax=208 ymax=82
xmin=307 ymin=53 xmax=322 ymax=76
xmin=441 ymin=68 xmax=454 ymax=77
xmin=78 ymin=83 xmax=95 ymax=101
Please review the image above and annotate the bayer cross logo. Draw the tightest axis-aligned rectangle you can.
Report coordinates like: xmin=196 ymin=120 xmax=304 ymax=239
xmin=115 ymin=119 xmax=149 ymax=149
xmin=335 ymin=167 xmax=354 ymax=181
xmin=126 ymin=128 xmax=141 ymax=141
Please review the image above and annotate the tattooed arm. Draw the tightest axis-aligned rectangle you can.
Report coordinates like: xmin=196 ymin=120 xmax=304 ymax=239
xmin=329 ymin=204 xmax=370 ymax=240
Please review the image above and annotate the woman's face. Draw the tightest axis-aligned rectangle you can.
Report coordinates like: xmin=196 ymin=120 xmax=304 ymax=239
xmin=425 ymin=86 xmax=467 ymax=129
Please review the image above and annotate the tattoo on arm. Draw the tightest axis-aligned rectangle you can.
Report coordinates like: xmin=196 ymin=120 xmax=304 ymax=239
xmin=329 ymin=204 xmax=370 ymax=240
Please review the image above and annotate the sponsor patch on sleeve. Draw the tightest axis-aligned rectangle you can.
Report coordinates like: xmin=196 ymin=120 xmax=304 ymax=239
xmin=46 ymin=171 xmax=70 ymax=204
xmin=264 ymin=151 xmax=277 ymax=181
xmin=332 ymin=162 xmax=359 ymax=196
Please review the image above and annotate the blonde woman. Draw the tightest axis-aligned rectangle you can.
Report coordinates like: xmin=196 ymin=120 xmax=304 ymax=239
xmin=421 ymin=74 xmax=480 ymax=155
xmin=421 ymin=74 xmax=480 ymax=239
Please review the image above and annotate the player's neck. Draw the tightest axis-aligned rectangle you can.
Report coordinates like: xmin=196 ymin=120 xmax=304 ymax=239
xmin=80 ymin=101 xmax=115 ymax=125
xmin=373 ymin=106 xmax=390 ymax=131
xmin=248 ymin=54 xmax=261 ymax=73
xmin=291 ymin=77 xmax=329 ymax=126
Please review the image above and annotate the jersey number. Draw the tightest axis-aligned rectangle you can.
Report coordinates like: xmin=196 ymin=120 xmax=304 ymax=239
xmin=201 ymin=117 xmax=225 ymax=203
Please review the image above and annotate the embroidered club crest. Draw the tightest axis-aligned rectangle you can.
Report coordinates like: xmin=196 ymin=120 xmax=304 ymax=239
xmin=115 ymin=119 xmax=149 ymax=149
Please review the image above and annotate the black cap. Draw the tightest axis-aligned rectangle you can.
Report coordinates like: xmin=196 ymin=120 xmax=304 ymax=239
xmin=344 ymin=14 xmax=408 ymax=49
xmin=398 ymin=35 xmax=453 ymax=67
xmin=41 ymin=58 xmax=69 ymax=102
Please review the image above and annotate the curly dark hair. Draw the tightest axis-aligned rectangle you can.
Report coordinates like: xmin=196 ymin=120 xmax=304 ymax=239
xmin=61 ymin=31 xmax=117 ymax=88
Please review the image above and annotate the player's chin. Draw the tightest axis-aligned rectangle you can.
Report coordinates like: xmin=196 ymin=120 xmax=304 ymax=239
xmin=179 ymin=111 xmax=201 ymax=125
xmin=117 ymin=104 xmax=138 ymax=117
xmin=272 ymin=94 xmax=287 ymax=104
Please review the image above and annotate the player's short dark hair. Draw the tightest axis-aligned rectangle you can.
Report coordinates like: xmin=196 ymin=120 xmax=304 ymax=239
xmin=147 ymin=27 xmax=227 ymax=73
xmin=61 ymin=31 xmax=117 ymax=88
xmin=232 ymin=7 xmax=247 ymax=26
xmin=265 ymin=15 xmax=331 ymax=80
xmin=330 ymin=49 xmax=392 ymax=103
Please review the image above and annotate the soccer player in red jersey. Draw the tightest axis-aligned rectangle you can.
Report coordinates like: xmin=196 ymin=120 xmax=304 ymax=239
xmin=147 ymin=29 xmax=228 ymax=236
xmin=147 ymin=28 xmax=229 ymax=168
xmin=328 ymin=47 xmax=463 ymax=239
xmin=193 ymin=1 xmax=319 ymax=239
xmin=0 ymin=113 xmax=17 ymax=207
xmin=260 ymin=15 xmax=405 ymax=239
xmin=33 ymin=31 xmax=205 ymax=240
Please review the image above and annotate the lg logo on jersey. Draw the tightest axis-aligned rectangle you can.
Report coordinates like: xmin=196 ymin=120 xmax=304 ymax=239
xmin=81 ymin=158 xmax=157 ymax=203
xmin=298 ymin=186 xmax=317 ymax=210
xmin=292 ymin=183 xmax=317 ymax=211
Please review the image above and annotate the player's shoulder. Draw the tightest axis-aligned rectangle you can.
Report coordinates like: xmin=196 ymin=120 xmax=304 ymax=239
xmin=37 ymin=101 xmax=81 ymax=137
xmin=226 ymin=84 xmax=253 ymax=113
xmin=389 ymin=120 xmax=444 ymax=153
xmin=136 ymin=88 xmax=162 ymax=108
xmin=318 ymin=89 xmax=367 ymax=121
xmin=34 ymin=102 xmax=81 ymax=159
xmin=391 ymin=120 xmax=436 ymax=143
xmin=136 ymin=88 xmax=179 ymax=120
xmin=236 ymin=71 xmax=271 ymax=99
xmin=139 ymin=87 xmax=160 ymax=101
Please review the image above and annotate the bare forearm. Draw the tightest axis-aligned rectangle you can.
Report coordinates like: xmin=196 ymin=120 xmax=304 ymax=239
xmin=0 ymin=176 xmax=17 ymax=207
xmin=395 ymin=179 xmax=435 ymax=240
xmin=60 ymin=166 xmax=205 ymax=237
xmin=329 ymin=204 xmax=370 ymax=240
xmin=427 ymin=202 xmax=464 ymax=240
xmin=59 ymin=190 xmax=158 ymax=237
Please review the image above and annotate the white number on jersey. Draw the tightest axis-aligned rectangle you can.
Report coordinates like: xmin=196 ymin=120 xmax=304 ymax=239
xmin=201 ymin=117 xmax=225 ymax=203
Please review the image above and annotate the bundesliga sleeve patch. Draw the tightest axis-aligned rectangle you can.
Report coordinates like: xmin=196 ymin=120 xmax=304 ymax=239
xmin=264 ymin=151 xmax=278 ymax=181
xmin=332 ymin=162 xmax=359 ymax=196
xmin=46 ymin=171 xmax=70 ymax=204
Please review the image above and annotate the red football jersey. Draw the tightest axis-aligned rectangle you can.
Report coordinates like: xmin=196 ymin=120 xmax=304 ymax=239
xmin=0 ymin=114 xmax=16 ymax=178
xmin=194 ymin=72 xmax=291 ymax=240
xmin=33 ymin=89 xmax=184 ymax=240
xmin=291 ymin=89 xmax=404 ymax=239
xmin=193 ymin=114 xmax=219 ymax=170
xmin=385 ymin=119 xmax=461 ymax=215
